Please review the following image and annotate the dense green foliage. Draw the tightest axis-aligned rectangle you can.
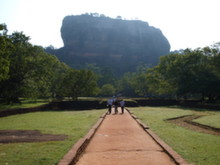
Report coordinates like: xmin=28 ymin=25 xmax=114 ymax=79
xmin=101 ymin=44 xmax=220 ymax=101
xmin=0 ymin=25 xmax=99 ymax=103
xmin=100 ymin=84 xmax=116 ymax=96
xmin=58 ymin=69 xmax=99 ymax=100
xmin=0 ymin=24 xmax=11 ymax=82
xmin=146 ymin=46 xmax=220 ymax=101
xmin=46 ymin=13 xmax=170 ymax=76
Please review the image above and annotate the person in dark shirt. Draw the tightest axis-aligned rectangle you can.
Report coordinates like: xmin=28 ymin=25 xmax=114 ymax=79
xmin=107 ymin=99 xmax=113 ymax=114
xmin=119 ymin=100 xmax=125 ymax=114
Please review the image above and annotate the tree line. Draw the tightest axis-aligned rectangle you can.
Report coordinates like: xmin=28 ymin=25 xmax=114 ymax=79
xmin=1 ymin=24 xmax=220 ymax=103
xmin=80 ymin=44 xmax=220 ymax=103
xmin=113 ymin=45 xmax=220 ymax=102
xmin=146 ymin=46 xmax=220 ymax=101
xmin=0 ymin=24 xmax=98 ymax=103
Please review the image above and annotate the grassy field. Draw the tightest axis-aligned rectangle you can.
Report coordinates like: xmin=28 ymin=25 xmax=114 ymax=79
xmin=129 ymin=106 xmax=220 ymax=165
xmin=0 ymin=109 xmax=106 ymax=165
xmin=193 ymin=112 xmax=220 ymax=128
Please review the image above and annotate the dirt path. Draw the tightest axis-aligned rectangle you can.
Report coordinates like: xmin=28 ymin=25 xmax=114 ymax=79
xmin=76 ymin=109 xmax=178 ymax=165
xmin=0 ymin=130 xmax=68 ymax=143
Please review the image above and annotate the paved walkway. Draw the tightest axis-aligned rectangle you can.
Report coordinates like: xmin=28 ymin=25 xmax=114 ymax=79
xmin=76 ymin=108 xmax=177 ymax=165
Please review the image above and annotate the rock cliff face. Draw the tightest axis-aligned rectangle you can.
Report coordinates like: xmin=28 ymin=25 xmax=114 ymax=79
xmin=52 ymin=14 xmax=170 ymax=75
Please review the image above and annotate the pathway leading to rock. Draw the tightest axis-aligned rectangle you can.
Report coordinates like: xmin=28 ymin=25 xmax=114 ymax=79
xmin=76 ymin=109 xmax=182 ymax=165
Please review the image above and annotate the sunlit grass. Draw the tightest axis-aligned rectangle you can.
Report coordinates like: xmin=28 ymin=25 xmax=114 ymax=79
xmin=0 ymin=109 xmax=106 ymax=165
xmin=193 ymin=112 xmax=220 ymax=128
xmin=129 ymin=107 xmax=220 ymax=165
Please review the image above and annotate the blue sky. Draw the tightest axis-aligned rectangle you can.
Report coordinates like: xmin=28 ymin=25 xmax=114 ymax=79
xmin=1 ymin=0 xmax=220 ymax=50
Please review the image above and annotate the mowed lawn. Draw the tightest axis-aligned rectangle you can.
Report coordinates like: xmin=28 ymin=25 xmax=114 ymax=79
xmin=129 ymin=107 xmax=220 ymax=165
xmin=193 ymin=112 xmax=220 ymax=128
xmin=0 ymin=109 xmax=106 ymax=165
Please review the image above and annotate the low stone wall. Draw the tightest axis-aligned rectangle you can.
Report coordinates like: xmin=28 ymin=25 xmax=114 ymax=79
xmin=0 ymin=100 xmax=107 ymax=117
xmin=58 ymin=112 xmax=107 ymax=165
xmin=43 ymin=100 xmax=106 ymax=110
xmin=135 ymin=99 xmax=178 ymax=106
xmin=1 ymin=99 xmax=219 ymax=118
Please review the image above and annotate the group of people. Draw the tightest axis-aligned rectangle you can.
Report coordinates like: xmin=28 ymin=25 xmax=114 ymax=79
xmin=107 ymin=97 xmax=125 ymax=114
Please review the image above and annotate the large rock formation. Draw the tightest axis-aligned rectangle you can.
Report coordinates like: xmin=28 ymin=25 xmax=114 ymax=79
xmin=49 ymin=14 xmax=170 ymax=75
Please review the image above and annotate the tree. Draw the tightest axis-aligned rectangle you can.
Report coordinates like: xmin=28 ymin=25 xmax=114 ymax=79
xmin=75 ymin=69 xmax=99 ymax=98
xmin=0 ymin=36 xmax=13 ymax=82
xmin=60 ymin=69 xmax=99 ymax=100
xmin=0 ymin=30 xmax=70 ymax=102
xmin=132 ymin=73 xmax=149 ymax=96
xmin=0 ymin=24 xmax=12 ymax=82
xmin=146 ymin=66 xmax=174 ymax=96
xmin=0 ymin=27 xmax=101 ymax=103
xmin=117 ymin=72 xmax=136 ymax=96
xmin=21 ymin=46 xmax=69 ymax=99
xmin=0 ymin=23 xmax=8 ymax=36
xmin=0 ymin=32 xmax=32 ymax=102
xmin=100 ymin=84 xmax=116 ymax=96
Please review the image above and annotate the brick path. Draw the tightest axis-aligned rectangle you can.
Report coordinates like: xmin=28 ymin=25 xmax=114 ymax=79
xmin=76 ymin=109 xmax=179 ymax=165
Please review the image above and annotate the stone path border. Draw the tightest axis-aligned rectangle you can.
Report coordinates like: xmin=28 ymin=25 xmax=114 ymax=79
xmin=126 ymin=109 xmax=191 ymax=165
xmin=58 ymin=109 xmax=191 ymax=165
xmin=58 ymin=112 xmax=107 ymax=165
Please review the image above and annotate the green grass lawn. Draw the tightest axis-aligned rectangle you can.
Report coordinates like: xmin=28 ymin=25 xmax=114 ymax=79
xmin=129 ymin=106 xmax=220 ymax=165
xmin=193 ymin=112 xmax=220 ymax=128
xmin=0 ymin=109 xmax=106 ymax=165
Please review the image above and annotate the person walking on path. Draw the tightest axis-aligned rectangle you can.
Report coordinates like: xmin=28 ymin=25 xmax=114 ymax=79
xmin=107 ymin=98 xmax=113 ymax=114
xmin=120 ymin=99 xmax=125 ymax=114
xmin=113 ymin=97 xmax=119 ymax=114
